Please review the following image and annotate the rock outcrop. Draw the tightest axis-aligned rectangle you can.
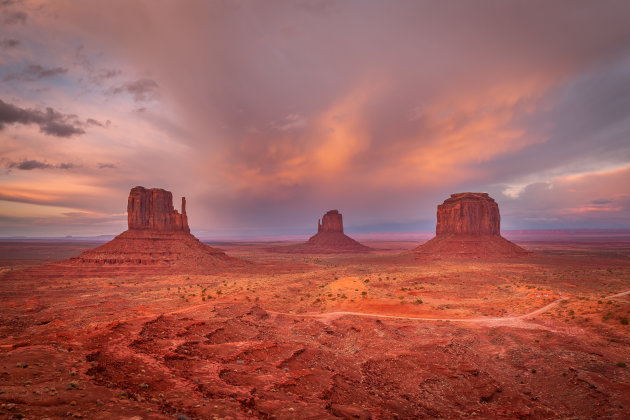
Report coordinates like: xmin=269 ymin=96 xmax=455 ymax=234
xmin=436 ymin=193 xmax=500 ymax=236
xmin=69 ymin=186 xmax=238 ymax=270
xmin=127 ymin=186 xmax=189 ymax=232
xmin=414 ymin=193 xmax=528 ymax=259
xmin=318 ymin=210 xmax=344 ymax=233
xmin=275 ymin=210 xmax=371 ymax=254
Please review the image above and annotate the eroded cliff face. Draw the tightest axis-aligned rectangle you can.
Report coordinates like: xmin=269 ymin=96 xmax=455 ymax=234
xmin=415 ymin=192 xmax=528 ymax=259
xmin=71 ymin=186 xmax=236 ymax=269
xmin=317 ymin=210 xmax=344 ymax=233
xmin=127 ymin=186 xmax=189 ymax=233
xmin=436 ymin=193 xmax=500 ymax=236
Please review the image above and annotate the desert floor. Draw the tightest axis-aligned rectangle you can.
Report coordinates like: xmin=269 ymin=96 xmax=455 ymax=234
xmin=0 ymin=236 xmax=629 ymax=419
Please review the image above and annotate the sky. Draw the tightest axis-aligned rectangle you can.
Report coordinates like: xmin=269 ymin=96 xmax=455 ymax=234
xmin=1 ymin=0 xmax=630 ymax=238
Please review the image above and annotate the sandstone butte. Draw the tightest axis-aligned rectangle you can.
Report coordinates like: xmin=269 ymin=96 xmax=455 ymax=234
xmin=69 ymin=186 xmax=237 ymax=269
xmin=414 ymin=192 xmax=529 ymax=259
xmin=278 ymin=210 xmax=372 ymax=253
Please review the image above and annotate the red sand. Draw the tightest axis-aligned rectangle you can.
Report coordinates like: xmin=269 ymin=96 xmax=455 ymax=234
xmin=1 ymin=234 xmax=629 ymax=419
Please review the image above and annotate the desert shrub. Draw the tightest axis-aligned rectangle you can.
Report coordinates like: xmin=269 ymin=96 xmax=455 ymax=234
xmin=621 ymin=317 xmax=629 ymax=325
xmin=414 ymin=299 xmax=423 ymax=304
xmin=617 ymin=362 xmax=626 ymax=368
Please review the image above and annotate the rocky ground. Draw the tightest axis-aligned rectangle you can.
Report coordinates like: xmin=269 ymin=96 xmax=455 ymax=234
xmin=0 ymin=238 xmax=629 ymax=419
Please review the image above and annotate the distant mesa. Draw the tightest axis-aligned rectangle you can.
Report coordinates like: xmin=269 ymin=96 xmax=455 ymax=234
xmin=70 ymin=186 xmax=238 ymax=268
xmin=276 ymin=210 xmax=372 ymax=254
xmin=414 ymin=192 xmax=529 ymax=259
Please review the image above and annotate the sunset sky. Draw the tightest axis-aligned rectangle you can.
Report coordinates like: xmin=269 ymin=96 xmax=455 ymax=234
xmin=1 ymin=0 xmax=630 ymax=238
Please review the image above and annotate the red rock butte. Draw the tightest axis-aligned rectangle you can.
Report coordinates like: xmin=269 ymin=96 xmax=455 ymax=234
xmin=414 ymin=192 xmax=528 ymax=259
xmin=278 ymin=210 xmax=371 ymax=253
xmin=127 ymin=186 xmax=190 ymax=233
xmin=69 ymin=186 xmax=237 ymax=269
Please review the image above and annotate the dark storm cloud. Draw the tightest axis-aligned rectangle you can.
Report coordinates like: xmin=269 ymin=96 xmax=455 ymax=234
xmin=109 ymin=78 xmax=159 ymax=102
xmin=4 ymin=0 xmax=630 ymax=236
xmin=0 ymin=38 xmax=19 ymax=48
xmin=56 ymin=0 xmax=629 ymax=232
xmin=4 ymin=64 xmax=68 ymax=82
xmin=11 ymin=159 xmax=50 ymax=170
xmin=1 ymin=158 xmax=76 ymax=170
xmin=0 ymin=99 xmax=85 ymax=137
xmin=483 ymin=54 xmax=630 ymax=185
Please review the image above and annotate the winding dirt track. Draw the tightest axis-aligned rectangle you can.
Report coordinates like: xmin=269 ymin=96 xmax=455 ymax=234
xmin=267 ymin=298 xmax=567 ymax=326
xmin=607 ymin=289 xmax=630 ymax=299
xmin=160 ymin=289 xmax=630 ymax=330
xmin=264 ymin=289 xmax=630 ymax=326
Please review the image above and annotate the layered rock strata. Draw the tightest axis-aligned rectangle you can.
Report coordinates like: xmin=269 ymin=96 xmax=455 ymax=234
xmin=127 ymin=186 xmax=189 ymax=232
xmin=70 ymin=186 xmax=236 ymax=268
xmin=414 ymin=193 xmax=528 ymax=259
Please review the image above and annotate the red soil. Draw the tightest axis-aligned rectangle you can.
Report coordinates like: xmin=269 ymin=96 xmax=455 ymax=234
xmin=0 ymin=236 xmax=629 ymax=419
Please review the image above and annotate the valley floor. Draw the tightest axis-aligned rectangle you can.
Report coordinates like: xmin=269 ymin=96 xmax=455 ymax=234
xmin=0 ymin=238 xmax=629 ymax=419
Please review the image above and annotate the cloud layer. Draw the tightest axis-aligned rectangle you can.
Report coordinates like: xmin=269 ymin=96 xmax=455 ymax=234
xmin=0 ymin=99 xmax=85 ymax=137
xmin=1 ymin=0 xmax=630 ymax=236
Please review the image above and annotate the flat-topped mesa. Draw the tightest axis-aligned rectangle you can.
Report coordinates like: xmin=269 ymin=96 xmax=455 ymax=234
xmin=436 ymin=192 xmax=500 ymax=236
xmin=413 ymin=192 xmax=528 ymax=259
xmin=318 ymin=210 xmax=343 ymax=233
xmin=127 ymin=186 xmax=190 ymax=233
